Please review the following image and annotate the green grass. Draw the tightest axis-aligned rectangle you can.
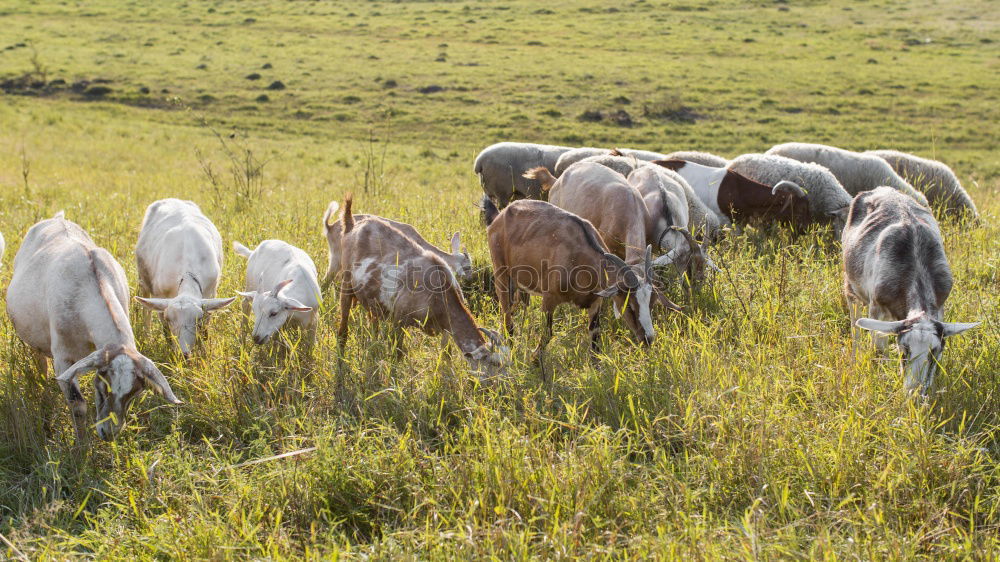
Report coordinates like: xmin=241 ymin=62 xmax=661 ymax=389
xmin=0 ymin=0 xmax=998 ymax=558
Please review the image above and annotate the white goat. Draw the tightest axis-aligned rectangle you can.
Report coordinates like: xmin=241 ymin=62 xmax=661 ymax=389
xmin=135 ymin=199 xmax=235 ymax=356
xmin=842 ymin=187 xmax=978 ymax=394
xmin=233 ymin=240 xmax=321 ymax=347
xmin=767 ymin=142 xmax=929 ymax=207
xmin=6 ymin=212 xmax=181 ymax=441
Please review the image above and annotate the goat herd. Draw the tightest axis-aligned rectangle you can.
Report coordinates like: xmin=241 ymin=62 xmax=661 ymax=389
xmin=0 ymin=140 xmax=982 ymax=443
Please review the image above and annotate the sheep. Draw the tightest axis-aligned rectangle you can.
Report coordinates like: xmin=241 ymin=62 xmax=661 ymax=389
xmin=842 ymin=187 xmax=979 ymax=394
xmin=654 ymin=158 xmax=840 ymax=231
xmin=554 ymin=147 xmax=666 ymax=176
xmin=6 ymin=212 xmax=181 ymax=441
xmin=725 ymin=153 xmax=854 ymax=232
xmin=321 ymin=201 xmax=471 ymax=290
xmin=866 ymin=149 xmax=978 ymax=218
xmin=766 ymin=142 xmax=930 ymax=207
xmin=662 ymin=150 xmax=730 ymax=168
xmin=233 ymin=240 xmax=321 ymax=347
xmin=336 ymin=194 xmax=507 ymax=377
xmin=578 ymin=153 xmax=640 ymax=177
xmin=134 ymin=199 xmax=236 ymax=357
xmin=482 ymin=197 xmax=658 ymax=373
xmin=474 ymin=142 xmax=572 ymax=208
xmin=626 ymin=165 xmax=719 ymax=283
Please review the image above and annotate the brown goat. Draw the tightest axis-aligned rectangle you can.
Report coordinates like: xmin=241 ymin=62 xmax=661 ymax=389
xmin=337 ymin=194 xmax=506 ymax=377
xmin=482 ymin=197 xmax=656 ymax=374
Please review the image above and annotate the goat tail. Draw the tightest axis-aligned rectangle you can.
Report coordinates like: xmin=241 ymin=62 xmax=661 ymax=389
xmin=233 ymin=241 xmax=253 ymax=258
xmin=322 ymin=201 xmax=339 ymax=233
xmin=342 ymin=192 xmax=355 ymax=235
xmin=479 ymin=195 xmax=500 ymax=227
xmin=523 ymin=166 xmax=557 ymax=192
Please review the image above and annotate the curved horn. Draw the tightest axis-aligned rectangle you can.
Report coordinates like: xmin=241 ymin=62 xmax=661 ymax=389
xmin=670 ymin=226 xmax=698 ymax=250
xmin=273 ymin=279 xmax=294 ymax=295
xmin=139 ymin=358 xmax=183 ymax=405
xmin=602 ymin=252 xmax=629 ymax=271
xmin=772 ymin=180 xmax=807 ymax=199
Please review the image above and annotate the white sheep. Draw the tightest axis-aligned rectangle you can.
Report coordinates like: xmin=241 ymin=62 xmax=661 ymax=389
xmin=6 ymin=212 xmax=181 ymax=441
xmin=134 ymin=199 xmax=236 ymax=356
xmin=866 ymin=149 xmax=978 ymax=218
xmin=662 ymin=150 xmax=729 ymax=167
xmin=766 ymin=142 xmax=929 ymax=207
xmin=474 ymin=142 xmax=572 ymax=208
xmin=554 ymin=147 xmax=666 ymax=176
xmin=726 ymin=153 xmax=853 ymax=232
xmin=233 ymin=240 xmax=321 ymax=347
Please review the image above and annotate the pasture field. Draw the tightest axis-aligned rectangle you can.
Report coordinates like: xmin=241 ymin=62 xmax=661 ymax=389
xmin=1 ymin=0 xmax=999 ymax=558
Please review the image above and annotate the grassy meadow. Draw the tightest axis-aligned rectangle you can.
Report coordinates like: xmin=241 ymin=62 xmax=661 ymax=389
xmin=0 ymin=0 xmax=999 ymax=558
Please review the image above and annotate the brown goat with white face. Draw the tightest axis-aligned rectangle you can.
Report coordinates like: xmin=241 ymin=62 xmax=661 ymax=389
xmin=482 ymin=198 xmax=657 ymax=374
xmin=336 ymin=195 xmax=507 ymax=378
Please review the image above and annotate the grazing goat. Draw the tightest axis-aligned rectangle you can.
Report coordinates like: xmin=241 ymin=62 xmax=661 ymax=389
xmin=474 ymin=142 xmax=572 ymax=208
xmin=842 ymin=187 xmax=978 ymax=394
xmin=322 ymin=201 xmax=471 ymax=289
xmin=135 ymin=198 xmax=236 ymax=356
xmin=234 ymin=240 xmax=321 ymax=347
xmin=662 ymin=150 xmax=730 ymax=168
xmin=767 ymin=142 xmax=929 ymax=207
xmin=725 ymin=153 xmax=854 ymax=232
xmin=483 ymin=198 xmax=657 ymax=372
xmin=627 ymin=165 xmax=719 ymax=283
xmin=866 ymin=149 xmax=978 ymax=218
xmin=6 ymin=212 xmax=181 ymax=441
xmin=337 ymin=194 xmax=507 ymax=377
xmin=653 ymin=159 xmax=818 ymax=229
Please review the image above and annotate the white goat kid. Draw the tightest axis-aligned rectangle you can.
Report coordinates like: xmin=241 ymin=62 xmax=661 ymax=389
xmin=135 ymin=199 xmax=235 ymax=356
xmin=233 ymin=240 xmax=321 ymax=347
xmin=6 ymin=212 xmax=181 ymax=441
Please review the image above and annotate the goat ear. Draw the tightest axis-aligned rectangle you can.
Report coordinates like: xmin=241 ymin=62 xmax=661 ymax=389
xmin=653 ymin=248 xmax=679 ymax=268
xmin=135 ymin=296 xmax=171 ymax=311
xmin=942 ymin=321 xmax=980 ymax=337
xmin=655 ymin=289 xmax=683 ymax=313
xmin=282 ymin=297 xmax=313 ymax=312
xmin=450 ymin=232 xmax=461 ymax=254
xmin=202 ymin=297 xmax=237 ymax=312
xmin=138 ymin=358 xmax=182 ymax=405
xmin=856 ymin=318 xmax=907 ymax=335
xmin=237 ymin=291 xmax=257 ymax=301
xmin=478 ymin=327 xmax=504 ymax=348
xmin=772 ymin=180 xmax=807 ymax=198
xmin=595 ymin=286 xmax=618 ymax=298
xmin=56 ymin=348 xmax=106 ymax=383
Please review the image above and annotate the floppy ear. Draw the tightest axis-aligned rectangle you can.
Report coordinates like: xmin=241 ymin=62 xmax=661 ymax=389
xmin=654 ymin=289 xmax=683 ymax=312
xmin=202 ymin=297 xmax=237 ymax=312
xmin=450 ymin=232 xmax=461 ymax=254
xmin=282 ymin=297 xmax=313 ymax=312
xmin=478 ymin=327 xmax=504 ymax=349
xmin=237 ymin=290 xmax=257 ymax=301
xmin=594 ymin=286 xmax=618 ymax=298
xmin=56 ymin=348 xmax=106 ymax=383
xmin=135 ymin=296 xmax=171 ymax=311
xmin=856 ymin=318 xmax=907 ymax=335
xmin=942 ymin=321 xmax=980 ymax=337
xmin=138 ymin=358 xmax=183 ymax=405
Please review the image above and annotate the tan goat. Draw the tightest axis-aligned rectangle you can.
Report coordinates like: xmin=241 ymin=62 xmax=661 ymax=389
xmin=336 ymin=194 xmax=506 ymax=377
xmin=482 ymin=197 xmax=657 ymax=374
